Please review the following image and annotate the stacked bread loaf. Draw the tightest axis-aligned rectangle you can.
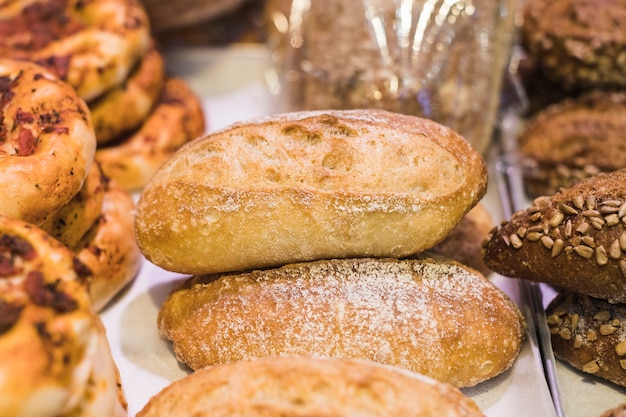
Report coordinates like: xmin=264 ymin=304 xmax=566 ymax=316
xmin=515 ymin=0 xmax=626 ymax=198
xmin=134 ymin=108 xmax=526 ymax=415
xmin=0 ymin=59 xmax=130 ymax=415
xmin=483 ymin=169 xmax=626 ymax=389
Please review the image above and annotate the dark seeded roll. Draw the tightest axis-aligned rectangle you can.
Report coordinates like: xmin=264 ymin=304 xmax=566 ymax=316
xmin=482 ymin=169 xmax=626 ymax=303
xmin=547 ymin=291 xmax=626 ymax=388
xmin=522 ymin=0 xmax=626 ymax=91
xmin=518 ymin=90 xmax=626 ymax=198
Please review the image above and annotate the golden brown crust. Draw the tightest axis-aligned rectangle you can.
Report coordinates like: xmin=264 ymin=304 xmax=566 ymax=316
xmin=158 ymin=256 xmax=525 ymax=388
xmin=601 ymin=403 xmax=626 ymax=417
xmin=483 ymin=169 xmax=626 ymax=302
xmin=429 ymin=202 xmax=494 ymax=276
xmin=137 ymin=356 xmax=486 ymax=417
xmin=74 ymin=180 xmax=143 ymax=312
xmin=90 ymin=41 xmax=166 ymax=145
xmin=96 ymin=76 xmax=205 ymax=191
xmin=0 ymin=59 xmax=96 ymax=225
xmin=0 ymin=0 xmax=151 ymax=101
xmin=39 ymin=161 xmax=106 ymax=248
xmin=518 ymin=91 xmax=626 ymax=198
xmin=0 ymin=214 xmax=126 ymax=416
xmin=547 ymin=291 xmax=626 ymax=388
xmin=135 ymin=109 xmax=487 ymax=275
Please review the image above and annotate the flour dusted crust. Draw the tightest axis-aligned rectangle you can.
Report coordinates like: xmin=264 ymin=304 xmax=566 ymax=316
xmin=135 ymin=109 xmax=487 ymax=274
xmin=90 ymin=41 xmax=166 ymax=145
xmin=483 ymin=169 xmax=626 ymax=302
xmin=0 ymin=0 xmax=151 ymax=101
xmin=137 ymin=356 xmax=486 ymax=417
xmin=0 ymin=59 xmax=96 ymax=225
xmin=158 ymin=256 xmax=525 ymax=388
xmin=96 ymin=77 xmax=205 ymax=191
xmin=0 ymin=214 xmax=126 ymax=416
xmin=547 ymin=291 xmax=626 ymax=389
xmin=74 ymin=180 xmax=142 ymax=312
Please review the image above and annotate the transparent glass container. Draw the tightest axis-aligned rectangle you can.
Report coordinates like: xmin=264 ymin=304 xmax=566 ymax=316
xmin=265 ymin=0 xmax=519 ymax=155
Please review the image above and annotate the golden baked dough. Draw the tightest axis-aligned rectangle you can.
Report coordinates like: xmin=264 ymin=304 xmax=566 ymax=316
xmin=0 ymin=214 xmax=127 ymax=416
xmin=430 ymin=202 xmax=494 ymax=276
xmin=39 ymin=161 xmax=106 ymax=248
xmin=74 ymin=180 xmax=143 ymax=312
xmin=90 ymin=41 xmax=166 ymax=145
xmin=158 ymin=256 xmax=525 ymax=388
xmin=96 ymin=77 xmax=205 ymax=191
xmin=0 ymin=0 xmax=151 ymax=101
xmin=136 ymin=356 xmax=486 ymax=417
xmin=135 ymin=109 xmax=487 ymax=275
xmin=0 ymin=59 xmax=96 ymax=225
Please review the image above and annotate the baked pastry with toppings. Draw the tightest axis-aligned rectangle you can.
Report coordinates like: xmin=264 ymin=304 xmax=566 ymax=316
xmin=0 ymin=0 xmax=151 ymax=101
xmin=518 ymin=90 xmax=626 ymax=198
xmin=483 ymin=169 xmax=626 ymax=303
xmin=547 ymin=291 xmax=626 ymax=388
xmin=0 ymin=214 xmax=127 ymax=416
xmin=136 ymin=356 xmax=486 ymax=417
xmin=0 ymin=58 xmax=96 ymax=225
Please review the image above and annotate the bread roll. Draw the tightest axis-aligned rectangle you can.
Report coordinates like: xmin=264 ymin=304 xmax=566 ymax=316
xmin=547 ymin=291 xmax=626 ymax=388
xmin=158 ymin=256 xmax=525 ymax=388
xmin=429 ymin=202 xmax=494 ymax=276
xmin=482 ymin=169 xmax=626 ymax=303
xmin=135 ymin=109 xmax=488 ymax=275
xmin=136 ymin=356 xmax=486 ymax=417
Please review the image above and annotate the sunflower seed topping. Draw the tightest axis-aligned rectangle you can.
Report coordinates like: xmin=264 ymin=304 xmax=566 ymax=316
xmin=574 ymin=245 xmax=594 ymax=259
xmin=621 ymin=360 xmax=626 ymax=370
xmin=516 ymin=227 xmax=527 ymax=238
xmin=594 ymin=310 xmax=612 ymax=321
xmin=590 ymin=217 xmax=605 ymax=230
xmin=596 ymin=246 xmax=608 ymax=265
xmin=581 ymin=236 xmax=595 ymax=247
xmin=610 ymin=239 xmax=622 ymax=259
xmin=600 ymin=324 xmax=618 ymax=335
xmin=510 ymin=234 xmax=523 ymax=249
xmin=617 ymin=341 xmax=626 ymax=356
xmin=606 ymin=214 xmax=620 ymax=227
xmin=573 ymin=335 xmax=583 ymax=348
xmin=552 ymin=239 xmax=565 ymax=257
xmin=549 ymin=212 xmax=565 ymax=228
xmin=582 ymin=360 xmax=600 ymax=374
xmin=541 ymin=236 xmax=554 ymax=249
xmin=619 ymin=202 xmax=626 ymax=218
xmin=573 ymin=195 xmax=586 ymax=210
xmin=576 ymin=222 xmax=590 ymax=234
xmin=582 ymin=209 xmax=601 ymax=218
xmin=527 ymin=232 xmax=542 ymax=242
xmin=565 ymin=220 xmax=573 ymax=238
xmin=559 ymin=203 xmax=578 ymax=215
xmin=620 ymin=232 xmax=626 ymax=251
xmin=587 ymin=196 xmax=597 ymax=210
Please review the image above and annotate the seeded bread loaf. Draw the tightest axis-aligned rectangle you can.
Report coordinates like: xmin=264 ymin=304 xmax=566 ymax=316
xmin=135 ymin=109 xmax=488 ymax=275
xmin=482 ymin=169 xmax=626 ymax=303
xmin=546 ymin=291 xmax=626 ymax=388
xmin=158 ymin=256 xmax=525 ymax=388
xmin=136 ymin=356 xmax=486 ymax=417
xmin=518 ymin=91 xmax=626 ymax=198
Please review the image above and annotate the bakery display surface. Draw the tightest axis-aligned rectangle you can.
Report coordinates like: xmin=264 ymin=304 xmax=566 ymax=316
xmin=95 ymin=45 xmax=562 ymax=416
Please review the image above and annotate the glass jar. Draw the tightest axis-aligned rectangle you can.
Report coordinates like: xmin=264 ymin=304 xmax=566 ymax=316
xmin=265 ymin=0 xmax=519 ymax=155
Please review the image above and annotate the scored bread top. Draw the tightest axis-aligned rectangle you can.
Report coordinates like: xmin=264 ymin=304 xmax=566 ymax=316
xmin=157 ymin=109 xmax=480 ymax=195
xmin=136 ymin=109 xmax=488 ymax=274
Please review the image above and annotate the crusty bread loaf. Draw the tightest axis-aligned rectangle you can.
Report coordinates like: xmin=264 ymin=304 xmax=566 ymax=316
xmin=136 ymin=356 xmax=486 ymax=417
xmin=429 ymin=202 xmax=494 ymax=276
xmin=547 ymin=291 xmax=626 ymax=388
xmin=482 ymin=169 xmax=626 ymax=303
xmin=135 ymin=109 xmax=488 ymax=275
xmin=517 ymin=90 xmax=626 ymax=198
xmin=601 ymin=403 xmax=626 ymax=417
xmin=158 ymin=256 xmax=525 ymax=388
